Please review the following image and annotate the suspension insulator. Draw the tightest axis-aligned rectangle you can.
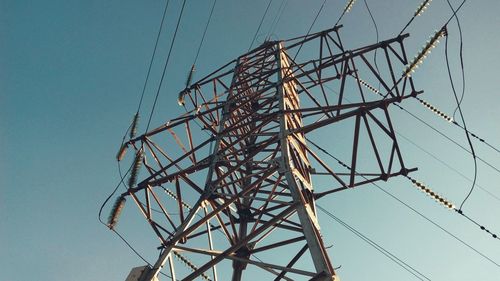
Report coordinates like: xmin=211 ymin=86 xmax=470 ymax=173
xmin=108 ymin=195 xmax=126 ymax=230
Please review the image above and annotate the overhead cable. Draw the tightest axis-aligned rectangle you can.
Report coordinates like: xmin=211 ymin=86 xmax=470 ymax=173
xmin=317 ymin=205 xmax=431 ymax=280
xmin=399 ymin=0 xmax=433 ymax=35
xmin=396 ymin=132 xmax=500 ymax=202
xmin=355 ymin=78 xmax=500 ymax=175
xmin=444 ymin=25 xmax=477 ymax=210
xmin=248 ymin=0 xmax=274 ymax=52
xmin=334 ymin=0 xmax=357 ymax=26
xmin=292 ymin=0 xmax=327 ymax=60
xmin=185 ymin=0 xmax=218 ymax=89
xmin=145 ymin=0 xmax=188 ymax=132
xmin=266 ymin=0 xmax=289 ymax=40
xmin=307 ymin=138 xmax=500 ymax=267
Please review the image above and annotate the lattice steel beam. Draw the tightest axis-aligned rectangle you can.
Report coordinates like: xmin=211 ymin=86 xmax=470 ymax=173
xmin=116 ymin=26 xmax=419 ymax=281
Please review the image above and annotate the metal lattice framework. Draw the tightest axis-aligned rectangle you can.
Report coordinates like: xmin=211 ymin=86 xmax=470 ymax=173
xmin=117 ymin=26 xmax=420 ymax=281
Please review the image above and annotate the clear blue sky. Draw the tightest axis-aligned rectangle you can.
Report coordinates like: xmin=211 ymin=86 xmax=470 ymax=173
xmin=2 ymin=0 xmax=500 ymax=280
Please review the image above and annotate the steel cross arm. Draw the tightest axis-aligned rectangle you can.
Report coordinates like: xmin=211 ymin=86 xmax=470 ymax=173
xmin=292 ymin=95 xmax=413 ymax=135
xmin=125 ymin=158 xmax=211 ymax=194
xmin=314 ymin=167 xmax=418 ymax=199
xmin=281 ymin=99 xmax=398 ymax=115
xmin=284 ymin=25 xmax=343 ymax=49
xmin=282 ymin=34 xmax=410 ymax=84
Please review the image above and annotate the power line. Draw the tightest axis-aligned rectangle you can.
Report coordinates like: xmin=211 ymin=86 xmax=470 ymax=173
xmin=329 ymin=79 xmax=500 ymax=176
xmin=248 ymin=0 xmax=274 ymax=52
xmin=325 ymin=77 xmax=500 ymax=203
xmin=101 ymin=2 xmax=188 ymax=277
xmin=399 ymin=0 xmax=433 ymax=35
xmin=184 ymin=0 xmax=218 ymax=89
xmin=377 ymin=180 xmax=500 ymax=267
xmin=118 ymin=0 xmax=171 ymax=151
xmin=192 ymin=0 xmax=217 ymax=67
xmin=327 ymin=77 xmax=500 ymax=203
xmin=317 ymin=205 xmax=431 ymax=281
xmin=443 ymin=0 xmax=467 ymax=27
xmin=444 ymin=26 xmax=477 ymax=210
xmin=358 ymin=79 xmax=500 ymax=200
xmin=399 ymin=0 xmax=467 ymax=35
xmin=456 ymin=209 xmax=500 ymax=240
xmin=396 ymin=132 xmax=500 ymax=202
xmin=412 ymin=94 xmax=500 ymax=155
xmin=404 ymin=175 xmax=500 ymax=242
xmin=98 ymin=163 xmax=177 ymax=279
xmin=334 ymin=0 xmax=357 ymax=27
xmin=445 ymin=0 xmax=466 ymax=121
xmin=145 ymin=0 xmax=188 ymax=132
xmin=363 ymin=0 xmax=380 ymax=89
xmin=292 ymin=0 xmax=327 ymax=60
xmin=266 ymin=0 xmax=288 ymax=40
xmin=136 ymin=0 xmax=171 ymax=114
xmin=307 ymin=138 xmax=500 ymax=268
xmin=394 ymin=101 xmax=500 ymax=175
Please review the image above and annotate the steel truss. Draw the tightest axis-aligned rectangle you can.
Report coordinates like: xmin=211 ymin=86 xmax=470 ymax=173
xmin=119 ymin=26 xmax=419 ymax=281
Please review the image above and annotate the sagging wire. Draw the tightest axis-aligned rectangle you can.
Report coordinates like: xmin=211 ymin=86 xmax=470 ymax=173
xmin=445 ymin=0 xmax=466 ymax=121
xmin=100 ymin=1 xmax=188 ymax=276
xmin=248 ymin=0 xmax=274 ymax=52
xmin=307 ymin=138 xmax=500 ymax=267
xmin=98 ymin=162 xmax=178 ymax=280
xmin=452 ymin=124 xmax=500 ymax=154
xmin=99 ymin=161 xmax=132 ymax=230
xmin=317 ymin=205 xmax=431 ymax=281
xmin=444 ymin=23 xmax=477 ymax=211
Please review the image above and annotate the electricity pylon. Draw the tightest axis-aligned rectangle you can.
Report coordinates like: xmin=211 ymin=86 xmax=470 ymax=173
xmin=112 ymin=25 xmax=420 ymax=281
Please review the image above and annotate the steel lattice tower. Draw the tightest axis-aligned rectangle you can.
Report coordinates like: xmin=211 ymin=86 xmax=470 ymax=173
xmin=113 ymin=26 xmax=420 ymax=281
